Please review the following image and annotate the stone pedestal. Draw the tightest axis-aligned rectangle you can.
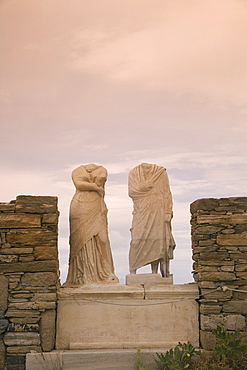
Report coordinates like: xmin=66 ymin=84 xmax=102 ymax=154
xmin=126 ymin=273 xmax=173 ymax=285
xmin=56 ymin=282 xmax=199 ymax=350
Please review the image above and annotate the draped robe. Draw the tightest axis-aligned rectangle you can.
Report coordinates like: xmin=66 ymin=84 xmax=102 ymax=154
xmin=65 ymin=164 xmax=118 ymax=285
xmin=128 ymin=163 xmax=176 ymax=272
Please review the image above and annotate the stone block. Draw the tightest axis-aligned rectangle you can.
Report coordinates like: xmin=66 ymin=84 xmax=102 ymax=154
xmin=5 ymin=355 xmax=25 ymax=370
xmin=33 ymin=246 xmax=58 ymax=260
xmin=201 ymin=314 xmax=246 ymax=331
xmin=199 ymin=272 xmax=236 ymax=281
xmin=200 ymin=330 xmax=216 ymax=350
xmin=6 ymin=346 xmax=41 ymax=355
xmin=190 ymin=198 xmax=219 ymax=213
xmin=200 ymin=305 xmax=222 ymax=314
xmin=0 ymin=261 xmax=58 ymax=273
xmin=31 ymin=293 xmax=56 ymax=302
xmin=197 ymin=214 xmax=247 ymax=225
xmin=125 ymin=273 xmax=173 ymax=286
xmin=0 ymin=203 xmax=15 ymax=212
xmin=7 ymin=323 xmax=39 ymax=332
xmin=15 ymin=195 xmax=58 ymax=214
xmin=0 ymin=275 xmax=8 ymax=311
xmin=223 ymin=300 xmax=247 ymax=314
xmin=42 ymin=213 xmax=58 ymax=225
xmin=4 ymin=332 xmax=40 ymax=346
xmin=21 ymin=272 xmax=58 ymax=287
xmin=0 ymin=248 xmax=33 ymax=255
xmin=56 ymin=284 xmax=199 ymax=350
xmin=217 ymin=233 xmax=247 ymax=246
xmin=200 ymin=289 xmax=232 ymax=300
xmin=0 ymin=319 xmax=9 ymax=334
xmin=0 ymin=335 xmax=5 ymax=370
xmin=5 ymin=310 xmax=40 ymax=319
xmin=0 ymin=255 xmax=18 ymax=263
xmin=195 ymin=226 xmax=223 ymax=235
xmin=40 ymin=310 xmax=56 ymax=351
xmin=0 ymin=213 xmax=41 ymax=228
xmin=7 ymin=229 xmax=57 ymax=247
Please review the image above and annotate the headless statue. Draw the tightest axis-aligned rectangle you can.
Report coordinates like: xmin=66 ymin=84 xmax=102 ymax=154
xmin=128 ymin=163 xmax=176 ymax=277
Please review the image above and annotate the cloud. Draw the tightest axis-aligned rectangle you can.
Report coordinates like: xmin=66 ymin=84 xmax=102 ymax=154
xmin=70 ymin=0 xmax=247 ymax=103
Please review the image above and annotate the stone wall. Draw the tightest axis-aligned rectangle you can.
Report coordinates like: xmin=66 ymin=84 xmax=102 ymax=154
xmin=191 ymin=197 xmax=247 ymax=350
xmin=0 ymin=196 xmax=59 ymax=370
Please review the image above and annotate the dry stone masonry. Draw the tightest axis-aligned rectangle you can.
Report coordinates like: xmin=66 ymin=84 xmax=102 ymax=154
xmin=0 ymin=196 xmax=59 ymax=370
xmin=191 ymin=197 xmax=247 ymax=350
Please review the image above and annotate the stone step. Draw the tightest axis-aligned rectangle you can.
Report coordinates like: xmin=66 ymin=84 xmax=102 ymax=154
xmin=26 ymin=349 xmax=166 ymax=370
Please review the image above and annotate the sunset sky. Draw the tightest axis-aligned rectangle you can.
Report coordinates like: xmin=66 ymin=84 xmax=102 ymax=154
xmin=1 ymin=0 xmax=247 ymax=284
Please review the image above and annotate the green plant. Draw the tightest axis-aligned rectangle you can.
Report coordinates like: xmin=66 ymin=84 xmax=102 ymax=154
xmin=136 ymin=348 xmax=149 ymax=370
xmin=212 ymin=325 xmax=247 ymax=359
xmin=155 ymin=342 xmax=200 ymax=370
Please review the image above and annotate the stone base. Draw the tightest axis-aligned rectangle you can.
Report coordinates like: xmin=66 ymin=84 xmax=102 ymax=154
xmin=126 ymin=273 xmax=173 ymax=285
xmin=26 ymin=349 xmax=166 ymax=370
xmin=56 ymin=283 xmax=199 ymax=350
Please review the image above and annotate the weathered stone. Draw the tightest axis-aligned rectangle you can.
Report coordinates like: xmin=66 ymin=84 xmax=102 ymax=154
xmin=217 ymin=233 xmax=247 ymax=246
xmin=195 ymin=226 xmax=223 ymax=235
xmin=19 ymin=255 xmax=34 ymax=262
xmin=5 ymin=355 xmax=25 ymax=370
xmin=235 ymin=265 xmax=247 ymax=272
xmin=7 ymin=346 xmax=41 ymax=355
xmin=0 ymin=255 xmax=18 ymax=263
xmin=201 ymin=289 xmax=232 ymax=300
xmin=33 ymin=246 xmax=58 ymax=260
xmin=236 ymin=272 xmax=247 ymax=278
xmin=31 ymin=293 xmax=56 ymax=302
xmin=200 ymin=260 xmax=234 ymax=266
xmin=199 ymin=252 xmax=229 ymax=261
xmin=42 ymin=213 xmax=58 ymax=225
xmin=221 ymin=228 xmax=236 ymax=234
xmin=0 ymin=275 xmax=8 ymax=311
xmin=0 ymin=203 xmax=15 ymax=212
xmin=200 ymin=305 xmax=222 ymax=314
xmin=0 ymin=248 xmax=33 ymax=255
xmin=7 ymin=323 xmax=39 ymax=332
xmin=5 ymin=310 xmax=40 ymax=318
xmin=190 ymin=198 xmax=219 ymax=214
xmin=8 ymin=301 xmax=56 ymax=310
xmin=21 ymin=272 xmax=58 ymax=287
xmin=40 ymin=310 xmax=56 ymax=351
xmin=201 ymin=314 xmax=246 ymax=331
xmin=7 ymin=229 xmax=57 ymax=247
xmin=197 ymin=214 xmax=247 ymax=225
xmin=200 ymin=330 xmax=216 ymax=350
xmin=230 ymin=254 xmax=247 ymax=261
xmin=220 ymin=265 xmax=235 ymax=272
xmin=0 ymin=260 xmax=58 ymax=273
xmin=0 ymin=336 xmax=5 ymax=370
xmin=4 ymin=332 xmax=40 ymax=346
xmin=223 ymin=300 xmax=247 ymax=314
xmin=0 ymin=214 xmax=41 ymax=229
xmin=199 ymin=272 xmax=236 ymax=281
xmin=0 ymin=319 xmax=9 ymax=334
xmin=198 ymin=281 xmax=216 ymax=289
xmin=15 ymin=196 xmax=58 ymax=214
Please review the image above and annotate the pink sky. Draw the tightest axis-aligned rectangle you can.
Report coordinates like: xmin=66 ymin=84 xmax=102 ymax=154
xmin=1 ymin=0 xmax=247 ymax=283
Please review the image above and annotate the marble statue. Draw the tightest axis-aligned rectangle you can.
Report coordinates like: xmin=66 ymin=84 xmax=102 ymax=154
xmin=128 ymin=163 xmax=176 ymax=277
xmin=65 ymin=164 xmax=119 ymax=285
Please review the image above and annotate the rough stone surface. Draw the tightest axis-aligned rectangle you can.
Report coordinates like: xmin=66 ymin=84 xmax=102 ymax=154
xmin=0 ymin=195 xmax=59 ymax=369
xmin=191 ymin=197 xmax=247 ymax=350
xmin=0 ymin=214 xmax=41 ymax=228
xmin=15 ymin=195 xmax=58 ymax=214
xmin=40 ymin=310 xmax=56 ymax=351
xmin=0 ymin=275 xmax=8 ymax=311
xmin=0 ymin=335 xmax=5 ymax=370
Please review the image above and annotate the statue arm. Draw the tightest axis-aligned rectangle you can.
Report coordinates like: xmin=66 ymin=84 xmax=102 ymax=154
xmin=72 ymin=172 xmax=104 ymax=196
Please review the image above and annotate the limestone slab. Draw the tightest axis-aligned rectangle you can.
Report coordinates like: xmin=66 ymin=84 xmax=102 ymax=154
xmin=26 ymin=349 xmax=163 ymax=370
xmin=126 ymin=273 xmax=173 ymax=286
xmin=56 ymin=284 xmax=199 ymax=350
xmin=144 ymin=282 xmax=199 ymax=300
xmin=15 ymin=195 xmax=58 ymax=214
xmin=0 ymin=213 xmax=41 ymax=228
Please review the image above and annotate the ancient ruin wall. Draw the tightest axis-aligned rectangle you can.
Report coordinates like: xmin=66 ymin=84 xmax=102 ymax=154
xmin=191 ymin=197 xmax=247 ymax=350
xmin=0 ymin=196 xmax=59 ymax=370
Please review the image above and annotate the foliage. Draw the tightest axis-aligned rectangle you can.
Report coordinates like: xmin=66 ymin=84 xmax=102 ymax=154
xmin=136 ymin=348 xmax=149 ymax=370
xmin=212 ymin=324 xmax=247 ymax=359
xmin=155 ymin=342 xmax=201 ymax=370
